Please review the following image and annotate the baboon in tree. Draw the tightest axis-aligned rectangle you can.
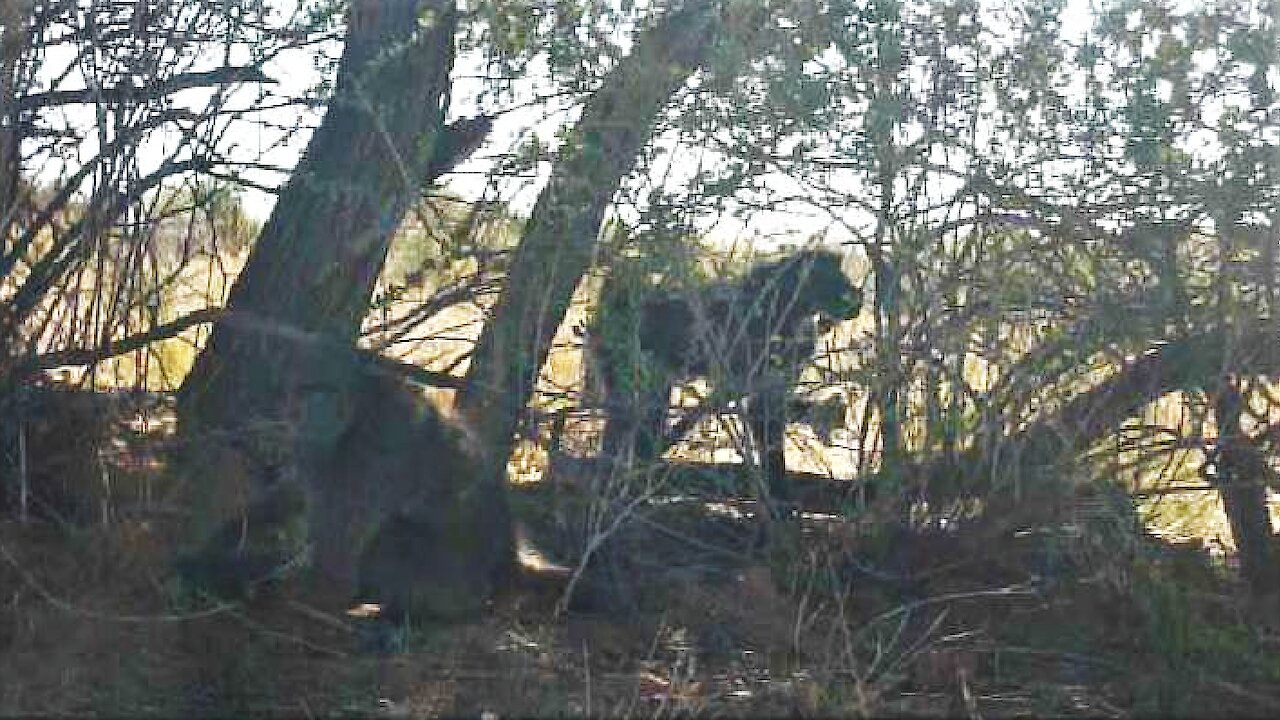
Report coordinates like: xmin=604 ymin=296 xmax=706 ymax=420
xmin=592 ymin=248 xmax=861 ymax=525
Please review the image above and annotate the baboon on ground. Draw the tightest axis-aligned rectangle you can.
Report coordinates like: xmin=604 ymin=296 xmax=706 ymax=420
xmin=314 ymin=361 xmax=514 ymax=623
xmin=592 ymin=248 xmax=861 ymax=524
xmin=178 ymin=350 xmax=514 ymax=624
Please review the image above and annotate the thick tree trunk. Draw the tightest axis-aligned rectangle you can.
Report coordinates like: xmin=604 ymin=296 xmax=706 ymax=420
xmin=0 ymin=0 xmax=32 ymax=241
xmin=456 ymin=2 xmax=725 ymax=489
xmin=176 ymin=0 xmax=461 ymax=570
xmin=1213 ymin=381 xmax=1276 ymax=595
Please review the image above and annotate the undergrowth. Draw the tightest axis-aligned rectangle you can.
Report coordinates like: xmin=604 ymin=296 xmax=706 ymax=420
xmin=2 ymin=475 xmax=1279 ymax=718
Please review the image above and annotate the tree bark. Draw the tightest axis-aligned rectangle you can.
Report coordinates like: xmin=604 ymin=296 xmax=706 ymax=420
xmin=456 ymin=1 xmax=726 ymax=489
xmin=0 ymin=0 xmax=32 ymax=240
xmin=176 ymin=0 xmax=462 ymax=561
xmin=1213 ymin=380 xmax=1277 ymax=595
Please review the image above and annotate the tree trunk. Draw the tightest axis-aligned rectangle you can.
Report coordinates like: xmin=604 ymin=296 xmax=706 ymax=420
xmin=176 ymin=0 xmax=461 ymax=566
xmin=0 ymin=0 xmax=32 ymax=241
xmin=1213 ymin=381 xmax=1276 ymax=595
xmin=819 ymin=321 xmax=1280 ymax=598
xmin=870 ymin=326 xmax=1252 ymax=497
xmin=456 ymin=1 xmax=725 ymax=488
xmin=971 ymin=324 xmax=1280 ymax=493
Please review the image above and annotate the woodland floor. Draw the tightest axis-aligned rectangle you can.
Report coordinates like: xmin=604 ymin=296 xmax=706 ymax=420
xmin=2 ymin=452 xmax=1280 ymax=717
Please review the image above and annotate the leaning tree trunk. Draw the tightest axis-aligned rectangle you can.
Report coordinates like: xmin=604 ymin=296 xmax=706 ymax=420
xmin=176 ymin=0 xmax=464 ymax=574
xmin=1213 ymin=379 xmax=1276 ymax=595
xmin=457 ymin=1 xmax=737 ymax=491
xmin=0 ymin=0 xmax=32 ymax=262
xmin=896 ymin=322 xmax=1279 ymax=591
xmin=929 ymin=324 xmax=1280 ymax=490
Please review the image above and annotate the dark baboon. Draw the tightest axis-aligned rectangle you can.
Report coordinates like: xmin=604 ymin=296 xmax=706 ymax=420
xmin=593 ymin=248 xmax=861 ymax=524
xmin=179 ymin=350 xmax=513 ymax=623
xmin=315 ymin=361 xmax=513 ymax=623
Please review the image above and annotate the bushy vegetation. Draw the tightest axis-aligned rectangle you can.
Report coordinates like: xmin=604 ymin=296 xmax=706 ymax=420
xmin=1 ymin=0 xmax=1278 ymax=716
